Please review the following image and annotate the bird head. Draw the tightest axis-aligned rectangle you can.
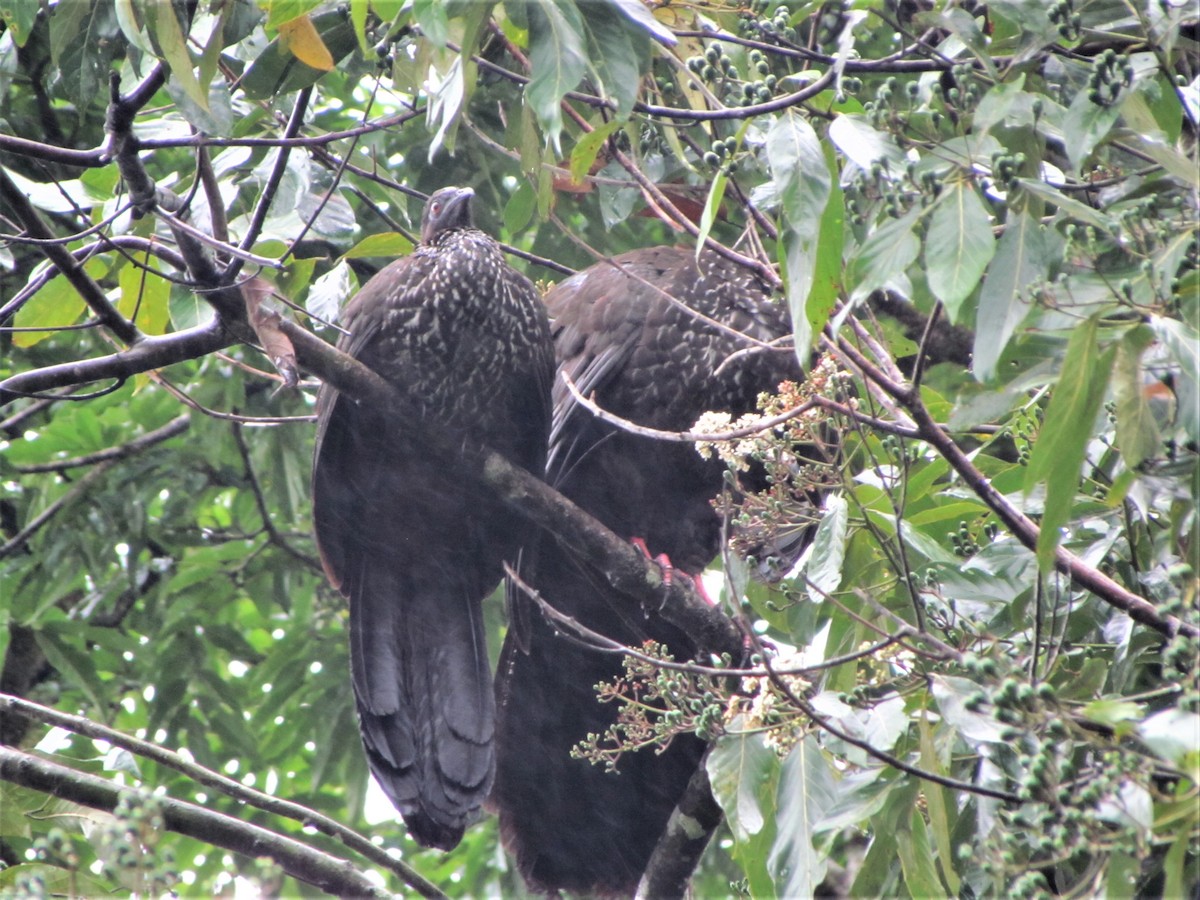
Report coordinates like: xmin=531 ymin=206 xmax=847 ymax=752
xmin=421 ymin=186 xmax=475 ymax=243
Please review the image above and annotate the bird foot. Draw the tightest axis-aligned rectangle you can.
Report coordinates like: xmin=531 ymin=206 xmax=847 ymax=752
xmin=631 ymin=537 xmax=674 ymax=587
xmin=630 ymin=538 xmax=718 ymax=607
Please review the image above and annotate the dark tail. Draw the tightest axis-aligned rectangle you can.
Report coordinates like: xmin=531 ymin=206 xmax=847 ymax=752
xmin=350 ymin=562 xmax=494 ymax=850
xmin=491 ymin=545 xmax=707 ymax=895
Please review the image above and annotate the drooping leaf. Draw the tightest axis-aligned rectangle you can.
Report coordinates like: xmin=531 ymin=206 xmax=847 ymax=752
xmin=925 ymin=179 xmax=996 ymax=321
xmin=569 ymin=119 xmax=621 ymax=185
xmin=896 ymin=805 xmax=945 ymax=898
xmin=147 ymin=0 xmax=209 ymax=112
xmin=49 ymin=1 xmax=121 ymax=111
xmin=806 ymin=493 xmax=848 ymax=602
xmin=278 ymin=13 xmax=335 ymax=70
xmin=847 ymin=206 xmax=921 ymax=303
xmin=524 ymin=0 xmax=588 ymax=153
xmin=767 ymin=111 xmax=831 ymax=353
xmin=707 ymin=723 xmax=780 ymax=895
xmin=828 ymin=114 xmax=907 ymax=175
xmin=604 ymin=0 xmax=675 ymax=45
xmin=1112 ymin=325 xmax=1160 ymax=468
xmin=768 ymin=737 xmax=835 ymax=898
xmin=1023 ymin=315 xmax=1116 ymax=570
xmin=974 ymin=205 xmax=1051 ymax=380
xmin=578 ymin=1 xmax=647 ymax=118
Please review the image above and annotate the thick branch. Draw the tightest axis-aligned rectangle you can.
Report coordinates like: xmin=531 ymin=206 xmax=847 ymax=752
xmin=0 ymin=318 xmax=232 ymax=405
xmin=636 ymin=760 xmax=724 ymax=900
xmin=0 ymin=745 xmax=392 ymax=899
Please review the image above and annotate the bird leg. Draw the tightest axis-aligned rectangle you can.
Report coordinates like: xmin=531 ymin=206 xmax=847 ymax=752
xmin=629 ymin=537 xmax=718 ymax=606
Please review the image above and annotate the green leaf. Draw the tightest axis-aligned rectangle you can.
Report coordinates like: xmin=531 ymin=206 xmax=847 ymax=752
xmin=343 ymin=231 xmax=414 ymax=260
xmin=768 ymin=737 xmax=836 ymax=898
xmin=1023 ymin=315 xmax=1116 ymax=570
xmin=524 ymin=0 xmax=587 ymax=153
xmin=918 ymin=716 xmax=960 ymax=895
xmin=897 ymin=806 xmax=945 ymax=898
xmin=707 ymin=723 xmax=780 ymax=895
xmin=1061 ymin=83 xmax=1122 ymax=173
xmin=578 ymin=1 xmax=647 ymax=118
xmin=847 ymin=207 xmax=921 ymax=303
xmin=569 ymin=119 xmax=620 ymax=185
xmin=604 ymin=0 xmax=675 ymax=45
xmin=707 ymin=722 xmax=779 ymax=842
xmin=148 ymin=0 xmax=210 ymax=113
xmin=805 ymin=142 xmax=845 ymax=354
xmin=767 ymin=111 xmax=831 ymax=354
xmin=36 ymin=626 xmax=105 ymax=711
xmin=49 ymin=1 xmax=119 ymax=110
xmin=1112 ymin=325 xmax=1160 ymax=468
xmin=241 ymin=8 xmax=359 ymax=101
xmin=972 ymin=74 xmax=1028 ymax=133
xmin=925 ymin=180 xmax=996 ymax=321
xmin=412 ymin=0 xmax=449 ymax=47
xmin=117 ymin=259 xmax=171 ymax=337
xmin=828 ymin=114 xmax=907 ymax=174
xmin=1017 ymin=177 xmax=1117 ymax=231
xmin=265 ymin=0 xmax=323 ymax=29
xmin=695 ymin=169 xmax=729 ymax=258
xmin=0 ymin=0 xmax=38 ymax=46
xmin=806 ymin=493 xmax=847 ymax=602
xmin=504 ymin=180 xmax=537 ymax=233
xmin=974 ymin=206 xmax=1051 ymax=380
xmin=11 ymin=268 xmax=88 ymax=348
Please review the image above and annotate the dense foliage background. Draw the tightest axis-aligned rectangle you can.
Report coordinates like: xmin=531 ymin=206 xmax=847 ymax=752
xmin=1 ymin=0 xmax=1197 ymax=896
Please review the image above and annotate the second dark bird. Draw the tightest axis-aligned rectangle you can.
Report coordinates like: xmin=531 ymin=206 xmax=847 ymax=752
xmin=312 ymin=187 xmax=554 ymax=850
xmin=492 ymin=246 xmax=808 ymax=895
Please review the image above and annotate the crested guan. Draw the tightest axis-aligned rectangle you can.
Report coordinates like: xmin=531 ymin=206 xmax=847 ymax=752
xmin=312 ymin=187 xmax=554 ymax=850
xmin=491 ymin=246 xmax=806 ymax=895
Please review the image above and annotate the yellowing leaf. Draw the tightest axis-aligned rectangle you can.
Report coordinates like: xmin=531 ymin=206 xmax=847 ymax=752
xmin=279 ymin=14 xmax=334 ymax=71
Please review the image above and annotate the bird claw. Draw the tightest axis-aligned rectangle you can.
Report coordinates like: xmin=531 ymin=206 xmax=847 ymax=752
xmin=631 ymin=537 xmax=674 ymax=588
xmin=630 ymin=538 xmax=719 ymax=608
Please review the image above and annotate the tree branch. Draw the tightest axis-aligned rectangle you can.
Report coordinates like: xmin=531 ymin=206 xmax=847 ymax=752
xmin=0 ymin=168 xmax=139 ymax=345
xmin=0 ymin=694 xmax=445 ymax=898
xmin=0 ymin=745 xmax=398 ymax=899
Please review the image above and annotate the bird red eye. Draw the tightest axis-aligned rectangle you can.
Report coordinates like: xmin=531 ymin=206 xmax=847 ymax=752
xmin=431 ymin=202 xmax=442 ymax=215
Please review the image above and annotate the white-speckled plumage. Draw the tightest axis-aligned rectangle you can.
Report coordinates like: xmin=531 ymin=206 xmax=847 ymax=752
xmin=312 ymin=187 xmax=553 ymax=851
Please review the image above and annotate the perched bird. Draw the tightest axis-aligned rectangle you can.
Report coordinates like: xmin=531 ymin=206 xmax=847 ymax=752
xmin=492 ymin=246 xmax=807 ymax=895
xmin=312 ymin=187 xmax=554 ymax=850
